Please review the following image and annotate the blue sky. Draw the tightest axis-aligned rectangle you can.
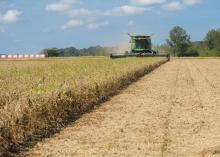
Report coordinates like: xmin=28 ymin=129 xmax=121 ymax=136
xmin=0 ymin=0 xmax=219 ymax=53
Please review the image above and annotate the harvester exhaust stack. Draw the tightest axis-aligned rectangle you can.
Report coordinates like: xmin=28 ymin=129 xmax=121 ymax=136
xmin=110 ymin=34 xmax=170 ymax=61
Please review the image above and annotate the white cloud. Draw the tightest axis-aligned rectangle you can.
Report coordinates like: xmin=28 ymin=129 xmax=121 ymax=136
xmin=46 ymin=0 xmax=203 ymax=31
xmin=103 ymin=5 xmax=155 ymax=17
xmin=183 ymin=0 xmax=201 ymax=6
xmin=62 ymin=19 xmax=83 ymax=29
xmin=46 ymin=0 xmax=80 ymax=12
xmin=162 ymin=0 xmax=201 ymax=11
xmin=162 ymin=1 xmax=182 ymax=11
xmin=68 ymin=8 xmax=96 ymax=17
xmin=104 ymin=5 xmax=148 ymax=16
xmin=87 ymin=21 xmax=109 ymax=30
xmin=0 ymin=10 xmax=22 ymax=24
xmin=62 ymin=19 xmax=108 ymax=30
xmin=130 ymin=0 xmax=166 ymax=5
xmin=129 ymin=0 xmax=201 ymax=7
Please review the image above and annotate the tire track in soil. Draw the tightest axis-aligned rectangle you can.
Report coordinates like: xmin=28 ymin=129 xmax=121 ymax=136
xmin=192 ymin=59 xmax=220 ymax=91
xmin=161 ymin=59 xmax=216 ymax=157
xmin=194 ymin=59 xmax=220 ymax=82
xmin=185 ymin=60 xmax=205 ymax=120
xmin=190 ymin=60 xmax=216 ymax=89
xmin=161 ymin=60 xmax=181 ymax=157
xmin=188 ymin=59 xmax=220 ymax=157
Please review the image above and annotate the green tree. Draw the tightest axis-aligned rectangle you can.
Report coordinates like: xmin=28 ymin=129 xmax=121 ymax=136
xmin=166 ymin=26 xmax=191 ymax=56
xmin=41 ymin=48 xmax=59 ymax=57
xmin=205 ymin=29 xmax=220 ymax=50
xmin=59 ymin=47 xmax=80 ymax=56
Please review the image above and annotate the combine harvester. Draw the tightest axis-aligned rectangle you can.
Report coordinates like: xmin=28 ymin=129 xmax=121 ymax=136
xmin=110 ymin=34 xmax=170 ymax=61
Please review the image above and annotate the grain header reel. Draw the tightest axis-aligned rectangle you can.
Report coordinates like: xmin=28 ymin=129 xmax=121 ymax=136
xmin=110 ymin=34 xmax=170 ymax=61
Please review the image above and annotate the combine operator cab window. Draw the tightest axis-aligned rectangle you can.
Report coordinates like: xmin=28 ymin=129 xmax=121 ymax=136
xmin=136 ymin=39 xmax=148 ymax=49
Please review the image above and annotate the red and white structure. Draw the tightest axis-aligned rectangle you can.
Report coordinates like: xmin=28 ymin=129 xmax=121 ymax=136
xmin=0 ymin=54 xmax=46 ymax=59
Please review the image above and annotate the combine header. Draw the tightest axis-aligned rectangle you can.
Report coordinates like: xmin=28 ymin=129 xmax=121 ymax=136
xmin=110 ymin=34 xmax=170 ymax=61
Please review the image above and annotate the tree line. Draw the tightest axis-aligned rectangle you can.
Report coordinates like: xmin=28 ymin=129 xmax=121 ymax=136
xmin=164 ymin=26 xmax=220 ymax=57
xmin=41 ymin=46 xmax=114 ymax=57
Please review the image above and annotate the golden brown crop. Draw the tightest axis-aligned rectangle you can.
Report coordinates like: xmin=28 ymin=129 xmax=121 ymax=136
xmin=0 ymin=57 xmax=167 ymax=156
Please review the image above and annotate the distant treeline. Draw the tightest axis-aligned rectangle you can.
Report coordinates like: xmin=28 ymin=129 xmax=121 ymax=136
xmin=156 ymin=26 xmax=220 ymax=57
xmin=41 ymin=46 xmax=115 ymax=57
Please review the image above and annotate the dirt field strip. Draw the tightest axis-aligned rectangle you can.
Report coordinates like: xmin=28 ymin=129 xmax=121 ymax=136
xmin=23 ymin=59 xmax=220 ymax=157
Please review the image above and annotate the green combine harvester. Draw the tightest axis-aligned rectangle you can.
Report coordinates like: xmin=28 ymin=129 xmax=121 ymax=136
xmin=110 ymin=34 xmax=170 ymax=60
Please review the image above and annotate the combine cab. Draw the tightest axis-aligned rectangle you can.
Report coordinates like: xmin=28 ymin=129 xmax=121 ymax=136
xmin=110 ymin=34 xmax=170 ymax=60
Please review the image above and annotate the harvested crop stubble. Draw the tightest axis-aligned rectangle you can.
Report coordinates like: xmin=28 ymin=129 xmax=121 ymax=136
xmin=0 ymin=57 xmax=167 ymax=156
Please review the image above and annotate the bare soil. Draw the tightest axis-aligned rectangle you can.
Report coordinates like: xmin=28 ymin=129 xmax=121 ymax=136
xmin=23 ymin=59 xmax=220 ymax=157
